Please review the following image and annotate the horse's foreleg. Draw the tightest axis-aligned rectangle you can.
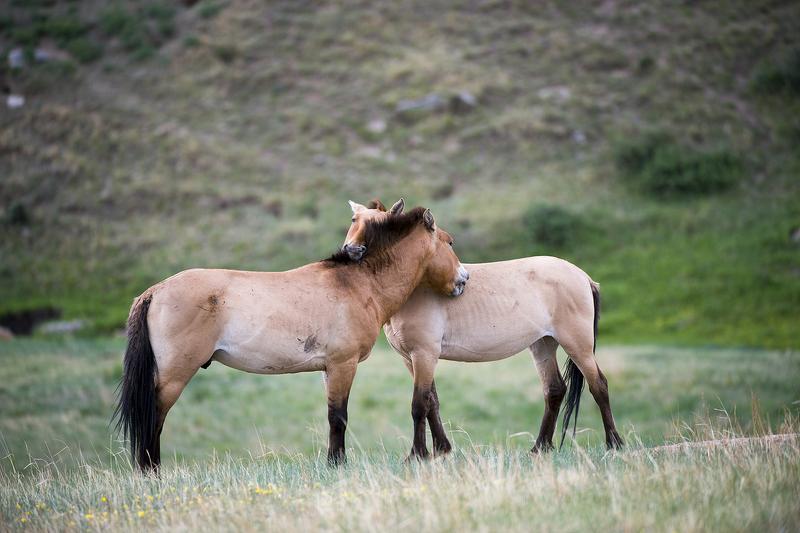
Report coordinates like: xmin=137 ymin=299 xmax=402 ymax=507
xmin=407 ymin=352 xmax=440 ymax=460
xmin=427 ymin=380 xmax=452 ymax=455
xmin=530 ymin=336 xmax=566 ymax=453
xmin=402 ymin=358 xmax=451 ymax=456
xmin=324 ymin=360 xmax=358 ymax=466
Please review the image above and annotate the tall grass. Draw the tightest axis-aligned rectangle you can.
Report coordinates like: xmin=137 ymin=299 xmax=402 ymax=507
xmin=2 ymin=417 xmax=798 ymax=532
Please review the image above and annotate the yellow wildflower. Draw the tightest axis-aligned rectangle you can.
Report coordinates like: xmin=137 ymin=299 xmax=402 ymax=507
xmin=253 ymin=483 xmax=280 ymax=496
xmin=85 ymin=513 xmax=94 ymax=520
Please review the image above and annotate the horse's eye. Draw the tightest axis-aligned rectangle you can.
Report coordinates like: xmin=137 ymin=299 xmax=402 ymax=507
xmin=449 ymin=241 xmax=454 ymax=247
xmin=351 ymin=217 xmax=356 ymax=222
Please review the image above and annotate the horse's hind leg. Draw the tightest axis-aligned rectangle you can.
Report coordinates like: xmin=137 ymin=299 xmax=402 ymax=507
xmin=530 ymin=336 xmax=566 ymax=453
xmin=146 ymin=336 xmax=211 ymax=470
xmin=402 ymin=358 xmax=451 ymax=456
xmin=558 ymin=332 xmax=623 ymax=449
xmin=150 ymin=371 xmax=195 ymax=467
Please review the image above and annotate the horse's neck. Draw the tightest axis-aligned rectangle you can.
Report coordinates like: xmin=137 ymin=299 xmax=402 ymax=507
xmin=358 ymin=238 xmax=429 ymax=324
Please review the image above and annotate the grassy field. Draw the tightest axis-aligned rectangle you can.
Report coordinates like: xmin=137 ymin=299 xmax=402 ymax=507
xmin=2 ymin=1 xmax=800 ymax=530
xmin=1 ymin=338 xmax=799 ymax=530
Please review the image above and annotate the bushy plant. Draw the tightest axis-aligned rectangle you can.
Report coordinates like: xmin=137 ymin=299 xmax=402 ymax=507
xmin=751 ymin=48 xmax=800 ymax=96
xmin=198 ymin=1 xmax=224 ymax=19
xmin=40 ymin=15 xmax=87 ymax=42
xmin=641 ymin=145 xmax=741 ymax=196
xmin=615 ymin=134 xmax=741 ymax=197
xmin=65 ymin=37 xmax=103 ymax=63
xmin=522 ymin=204 xmax=584 ymax=248
xmin=99 ymin=6 xmax=135 ymax=35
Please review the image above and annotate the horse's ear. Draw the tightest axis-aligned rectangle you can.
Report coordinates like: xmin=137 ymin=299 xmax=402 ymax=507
xmin=366 ymin=198 xmax=387 ymax=211
xmin=423 ymin=209 xmax=435 ymax=231
xmin=349 ymin=200 xmax=367 ymax=214
xmin=389 ymin=198 xmax=405 ymax=215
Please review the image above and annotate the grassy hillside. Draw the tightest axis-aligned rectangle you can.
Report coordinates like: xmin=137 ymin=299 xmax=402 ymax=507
xmin=1 ymin=0 xmax=799 ymax=346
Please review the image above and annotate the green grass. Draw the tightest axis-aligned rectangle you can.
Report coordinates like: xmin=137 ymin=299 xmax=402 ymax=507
xmin=1 ymin=338 xmax=797 ymax=468
xmin=0 ymin=338 xmax=798 ymax=531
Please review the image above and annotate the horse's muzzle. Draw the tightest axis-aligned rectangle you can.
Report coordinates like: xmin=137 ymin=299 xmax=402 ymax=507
xmin=343 ymin=244 xmax=366 ymax=261
xmin=451 ymin=265 xmax=469 ymax=296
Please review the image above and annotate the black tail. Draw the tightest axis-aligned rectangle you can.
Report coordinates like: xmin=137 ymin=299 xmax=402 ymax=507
xmin=113 ymin=295 xmax=159 ymax=471
xmin=558 ymin=282 xmax=599 ymax=449
xmin=591 ymin=283 xmax=600 ymax=353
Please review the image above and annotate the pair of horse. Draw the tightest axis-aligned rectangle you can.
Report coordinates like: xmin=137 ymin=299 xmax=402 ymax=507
xmin=115 ymin=199 xmax=621 ymax=472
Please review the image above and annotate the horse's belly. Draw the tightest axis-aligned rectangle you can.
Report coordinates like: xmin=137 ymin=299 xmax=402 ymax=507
xmin=439 ymin=307 xmax=545 ymax=362
xmin=214 ymin=322 xmax=330 ymax=374
xmin=440 ymin=335 xmax=535 ymax=362
xmin=213 ymin=344 xmax=327 ymax=374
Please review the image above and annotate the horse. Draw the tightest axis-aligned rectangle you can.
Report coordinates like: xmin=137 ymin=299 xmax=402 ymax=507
xmin=343 ymin=199 xmax=623 ymax=459
xmin=114 ymin=205 xmax=468 ymax=472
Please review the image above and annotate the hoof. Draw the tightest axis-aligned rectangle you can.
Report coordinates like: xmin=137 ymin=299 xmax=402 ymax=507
xmin=531 ymin=440 xmax=554 ymax=454
xmin=606 ymin=431 xmax=624 ymax=450
xmin=327 ymin=453 xmax=347 ymax=467
xmin=404 ymin=450 xmax=430 ymax=463
xmin=433 ymin=441 xmax=453 ymax=457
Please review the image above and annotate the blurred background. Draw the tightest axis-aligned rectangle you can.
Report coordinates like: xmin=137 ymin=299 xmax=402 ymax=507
xmin=0 ymin=0 xmax=798 ymax=464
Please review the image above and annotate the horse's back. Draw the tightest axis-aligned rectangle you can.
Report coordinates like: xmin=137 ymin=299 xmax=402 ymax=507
xmin=426 ymin=256 xmax=595 ymax=360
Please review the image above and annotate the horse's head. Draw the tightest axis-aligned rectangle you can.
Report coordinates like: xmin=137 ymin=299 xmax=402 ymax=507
xmin=343 ymin=199 xmax=469 ymax=296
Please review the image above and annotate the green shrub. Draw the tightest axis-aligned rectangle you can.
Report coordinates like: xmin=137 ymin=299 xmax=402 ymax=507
xmin=40 ymin=15 xmax=87 ymax=42
xmin=641 ymin=146 xmax=741 ymax=196
xmin=156 ymin=18 xmax=176 ymax=39
xmin=183 ymin=34 xmax=200 ymax=48
xmin=0 ymin=15 xmax=14 ymax=34
xmin=522 ymin=204 xmax=584 ymax=248
xmin=614 ymin=132 xmax=671 ymax=177
xmin=65 ymin=37 xmax=102 ymax=63
xmin=6 ymin=202 xmax=30 ymax=226
xmin=615 ymin=134 xmax=741 ymax=197
xmin=10 ymin=26 xmax=40 ymax=46
xmin=143 ymin=4 xmax=176 ymax=22
xmin=129 ymin=44 xmax=156 ymax=61
xmin=119 ymin=23 xmax=148 ymax=52
xmin=99 ymin=6 xmax=135 ymax=35
xmin=99 ymin=4 xmax=175 ymax=59
xmin=198 ymin=1 xmax=224 ymax=19
xmin=213 ymin=43 xmax=238 ymax=63
xmin=751 ymin=48 xmax=800 ymax=96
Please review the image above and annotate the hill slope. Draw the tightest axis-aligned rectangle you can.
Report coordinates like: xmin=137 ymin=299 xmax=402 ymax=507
xmin=1 ymin=0 xmax=799 ymax=346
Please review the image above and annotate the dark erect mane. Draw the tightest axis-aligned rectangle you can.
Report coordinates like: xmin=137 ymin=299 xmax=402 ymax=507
xmin=366 ymin=198 xmax=386 ymax=211
xmin=323 ymin=206 xmax=427 ymax=269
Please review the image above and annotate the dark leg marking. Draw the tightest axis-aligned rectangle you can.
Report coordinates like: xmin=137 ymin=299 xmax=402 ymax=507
xmin=327 ymin=399 xmax=349 ymax=465
xmin=426 ymin=380 xmax=452 ymax=455
xmin=532 ymin=377 xmax=567 ymax=453
xmin=409 ymin=386 xmax=433 ymax=459
xmin=591 ymin=369 xmax=624 ymax=449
